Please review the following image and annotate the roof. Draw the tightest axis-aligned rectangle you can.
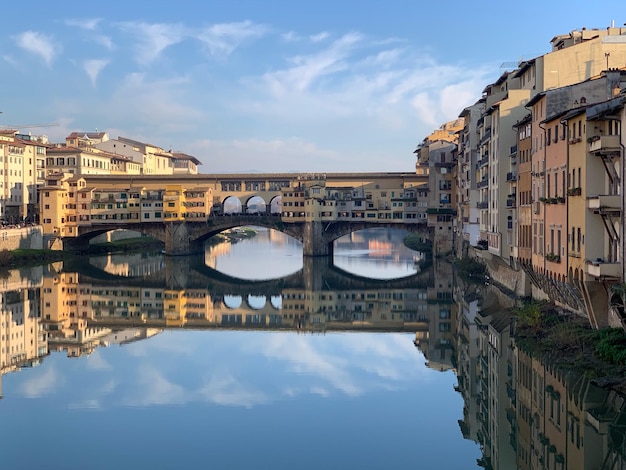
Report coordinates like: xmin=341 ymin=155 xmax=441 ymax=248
xmin=512 ymin=59 xmax=537 ymax=78
xmin=66 ymin=131 xmax=107 ymax=140
xmin=543 ymin=108 xmax=571 ymax=125
xmin=172 ymin=152 xmax=202 ymax=165
xmin=586 ymin=95 xmax=626 ymax=121
xmin=525 ymin=91 xmax=546 ymax=108
xmin=560 ymin=106 xmax=588 ymax=122
xmin=513 ymin=113 xmax=532 ymax=128
xmin=118 ymin=136 xmax=163 ymax=150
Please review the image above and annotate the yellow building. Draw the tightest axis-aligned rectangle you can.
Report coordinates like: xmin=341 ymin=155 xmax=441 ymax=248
xmin=163 ymin=184 xmax=185 ymax=221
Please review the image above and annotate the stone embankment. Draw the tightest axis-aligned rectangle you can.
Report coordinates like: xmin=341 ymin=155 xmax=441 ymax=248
xmin=0 ymin=224 xmax=44 ymax=251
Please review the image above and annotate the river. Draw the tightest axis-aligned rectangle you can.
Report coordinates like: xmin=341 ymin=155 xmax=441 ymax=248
xmin=0 ymin=228 xmax=624 ymax=469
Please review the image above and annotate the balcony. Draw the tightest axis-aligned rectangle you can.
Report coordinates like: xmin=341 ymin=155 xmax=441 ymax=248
xmin=506 ymin=172 xmax=517 ymax=182
xmin=479 ymin=155 xmax=489 ymax=167
xmin=477 ymin=179 xmax=489 ymax=189
xmin=587 ymin=260 xmax=621 ymax=278
xmin=509 ymin=145 xmax=517 ymax=156
xmin=567 ymin=187 xmax=582 ymax=197
xmin=506 ymin=198 xmax=516 ymax=208
xmin=589 ymin=135 xmax=621 ymax=155
xmin=426 ymin=207 xmax=456 ymax=215
xmin=477 ymin=201 xmax=488 ymax=209
xmin=587 ymin=194 xmax=620 ymax=212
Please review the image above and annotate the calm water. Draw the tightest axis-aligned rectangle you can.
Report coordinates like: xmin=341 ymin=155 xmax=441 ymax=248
xmin=1 ymin=228 xmax=624 ymax=469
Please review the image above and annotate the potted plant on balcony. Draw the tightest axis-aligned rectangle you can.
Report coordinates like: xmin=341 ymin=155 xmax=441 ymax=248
xmin=567 ymin=187 xmax=581 ymax=196
xmin=546 ymin=253 xmax=560 ymax=263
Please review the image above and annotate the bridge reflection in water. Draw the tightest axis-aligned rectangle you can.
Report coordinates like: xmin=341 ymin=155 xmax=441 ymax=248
xmin=61 ymin=254 xmax=438 ymax=335
xmin=1 ymin=257 xmax=625 ymax=469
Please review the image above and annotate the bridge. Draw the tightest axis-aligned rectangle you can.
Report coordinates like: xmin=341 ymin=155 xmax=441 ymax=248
xmin=41 ymin=172 xmax=432 ymax=256
xmin=53 ymin=256 xmax=437 ymax=333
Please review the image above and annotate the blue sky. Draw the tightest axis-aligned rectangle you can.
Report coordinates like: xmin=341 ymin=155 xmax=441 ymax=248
xmin=1 ymin=1 xmax=623 ymax=172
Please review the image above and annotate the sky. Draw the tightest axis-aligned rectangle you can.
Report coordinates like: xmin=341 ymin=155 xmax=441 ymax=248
xmin=1 ymin=1 xmax=624 ymax=173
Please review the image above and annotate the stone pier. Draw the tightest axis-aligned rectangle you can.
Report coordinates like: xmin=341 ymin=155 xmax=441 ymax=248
xmin=164 ymin=222 xmax=203 ymax=256
xmin=302 ymin=221 xmax=332 ymax=257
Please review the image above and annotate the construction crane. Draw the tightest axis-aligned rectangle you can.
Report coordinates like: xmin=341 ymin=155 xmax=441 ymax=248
xmin=499 ymin=53 xmax=543 ymax=70
xmin=4 ymin=122 xmax=59 ymax=129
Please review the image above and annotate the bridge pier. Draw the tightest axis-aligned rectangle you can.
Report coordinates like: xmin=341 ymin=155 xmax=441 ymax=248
xmin=302 ymin=221 xmax=333 ymax=257
xmin=165 ymin=222 xmax=203 ymax=256
xmin=302 ymin=256 xmax=331 ymax=291
xmin=62 ymin=237 xmax=91 ymax=253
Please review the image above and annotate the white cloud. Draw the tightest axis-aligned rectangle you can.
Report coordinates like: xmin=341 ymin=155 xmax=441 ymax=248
xmin=118 ymin=21 xmax=186 ymax=65
xmin=13 ymin=31 xmax=60 ymax=66
xmin=83 ymin=59 xmax=109 ymax=87
xmin=93 ymin=35 xmax=114 ymax=50
xmin=262 ymin=334 xmax=362 ymax=396
xmin=84 ymin=349 xmax=111 ymax=370
xmin=310 ymin=31 xmax=329 ymax=42
xmin=20 ymin=366 xmax=61 ymax=397
xmin=281 ymin=31 xmax=301 ymax=42
xmin=126 ymin=366 xmax=186 ymax=406
xmin=103 ymin=72 xmax=203 ymax=133
xmin=198 ymin=373 xmax=267 ymax=407
xmin=263 ymin=32 xmax=363 ymax=94
xmin=65 ymin=18 xmax=101 ymax=30
xmin=187 ymin=137 xmax=344 ymax=173
xmin=195 ymin=20 xmax=268 ymax=56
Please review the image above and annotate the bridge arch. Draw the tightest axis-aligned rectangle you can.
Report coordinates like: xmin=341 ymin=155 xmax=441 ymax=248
xmin=321 ymin=222 xmax=431 ymax=251
xmin=269 ymin=195 xmax=282 ymax=215
xmin=223 ymin=295 xmax=243 ymax=309
xmin=223 ymin=196 xmax=243 ymax=214
xmin=245 ymin=195 xmax=267 ymax=214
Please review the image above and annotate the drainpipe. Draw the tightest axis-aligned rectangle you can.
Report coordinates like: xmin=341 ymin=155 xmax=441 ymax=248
xmin=539 ymin=121 xmax=547 ymax=275
xmin=619 ymin=136 xmax=626 ymax=282
xmin=561 ymin=117 xmax=570 ymax=283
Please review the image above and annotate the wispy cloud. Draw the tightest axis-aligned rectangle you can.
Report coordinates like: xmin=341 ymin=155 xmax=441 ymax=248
xmin=83 ymin=59 xmax=109 ymax=87
xmin=187 ymin=137 xmax=344 ymax=173
xmin=125 ymin=366 xmax=186 ymax=406
xmin=20 ymin=366 xmax=61 ymax=397
xmin=104 ymin=72 xmax=203 ymax=133
xmin=310 ymin=31 xmax=329 ymax=42
xmin=198 ymin=373 xmax=267 ymax=407
xmin=263 ymin=334 xmax=362 ymax=396
xmin=13 ymin=31 xmax=60 ymax=66
xmin=84 ymin=349 xmax=112 ymax=370
xmin=93 ymin=34 xmax=114 ymax=50
xmin=118 ymin=21 xmax=186 ymax=65
xmin=65 ymin=18 xmax=101 ymax=30
xmin=263 ymin=32 xmax=363 ymax=94
xmin=281 ymin=31 xmax=301 ymax=42
xmin=195 ymin=20 xmax=268 ymax=57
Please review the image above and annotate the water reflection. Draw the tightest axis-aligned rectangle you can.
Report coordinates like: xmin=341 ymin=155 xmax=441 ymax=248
xmin=333 ymin=227 xmax=424 ymax=279
xmin=204 ymin=227 xmax=303 ymax=280
xmin=0 ymin=242 xmax=624 ymax=469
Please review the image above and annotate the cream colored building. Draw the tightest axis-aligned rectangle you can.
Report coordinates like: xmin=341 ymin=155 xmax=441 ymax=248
xmin=0 ymin=130 xmax=46 ymax=222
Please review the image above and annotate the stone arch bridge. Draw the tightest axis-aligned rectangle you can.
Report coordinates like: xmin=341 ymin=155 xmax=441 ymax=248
xmin=54 ymin=172 xmax=432 ymax=256
xmin=63 ymin=214 xmax=432 ymax=256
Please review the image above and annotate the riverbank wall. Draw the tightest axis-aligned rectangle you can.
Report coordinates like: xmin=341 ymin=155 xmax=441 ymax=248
xmin=0 ymin=225 xmax=44 ymax=251
xmin=470 ymin=247 xmax=531 ymax=298
xmin=467 ymin=245 xmax=626 ymax=330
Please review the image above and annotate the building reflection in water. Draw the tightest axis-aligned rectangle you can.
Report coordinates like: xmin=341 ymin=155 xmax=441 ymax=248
xmin=454 ymin=278 xmax=626 ymax=470
xmin=0 ymin=254 xmax=624 ymax=469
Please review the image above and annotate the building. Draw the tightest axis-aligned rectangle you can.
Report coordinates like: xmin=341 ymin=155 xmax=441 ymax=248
xmin=0 ymin=129 xmax=46 ymax=222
